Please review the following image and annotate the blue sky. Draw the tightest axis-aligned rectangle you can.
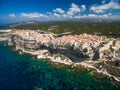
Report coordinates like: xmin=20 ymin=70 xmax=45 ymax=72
xmin=0 ymin=0 xmax=120 ymax=23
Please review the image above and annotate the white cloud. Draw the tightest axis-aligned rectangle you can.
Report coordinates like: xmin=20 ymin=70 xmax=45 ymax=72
xmin=47 ymin=12 xmax=52 ymax=15
xmin=53 ymin=13 xmax=60 ymax=17
xmin=81 ymin=5 xmax=86 ymax=11
xmin=74 ymin=14 xmax=98 ymax=19
xmin=7 ymin=2 xmax=120 ymax=21
xmin=67 ymin=3 xmax=81 ymax=16
xmin=90 ymin=1 xmax=120 ymax=13
xmin=108 ymin=13 xmax=112 ymax=16
xmin=74 ymin=13 xmax=119 ymax=19
xmin=88 ymin=14 xmax=97 ymax=17
xmin=9 ymin=14 xmax=16 ymax=17
xmin=74 ymin=15 xmax=87 ymax=19
xmin=102 ymin=0 xmax=106 ymax=4
xmin=53 ymin=8 xmax=65 ymax=14
xmin=20 ymin=12 xmax=48 ymax=18
xmin=52 ymin=3 xmax=85 ymax=18
xmin=87 ymin=14 xmax=110 ymax=18
xmin=50 ymin=3 xmax=119 ymax=20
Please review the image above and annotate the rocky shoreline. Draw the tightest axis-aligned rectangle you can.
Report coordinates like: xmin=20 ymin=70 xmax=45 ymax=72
xmin=14 ymin=47 xmax=120 ymax=88
xmin=17 ymin=49 xmax=120 ymax=88
xmin=0 ymin=29 xmax=120 ymax=88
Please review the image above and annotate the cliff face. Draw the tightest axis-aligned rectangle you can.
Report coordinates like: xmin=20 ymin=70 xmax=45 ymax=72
xmin=2 ymin=30 xmax=119 ymax=62
xmin=1 ymin=30 xmax=120 ymax=87
xmin=114 ymin=39 xmax=120 ymax=48
xmin=8 ymin=35 xmax=104 ymax=61
xmin=9 ymin=35 xmax=90 ymax=61
xmin=10 ymin=35 xmax=40 ymax=51
xmin=0 ymin=30 xmax=11 ymax=41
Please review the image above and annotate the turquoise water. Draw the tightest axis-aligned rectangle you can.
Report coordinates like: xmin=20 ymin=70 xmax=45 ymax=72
xmin=0 ymin=44 xmax=118 ymax=90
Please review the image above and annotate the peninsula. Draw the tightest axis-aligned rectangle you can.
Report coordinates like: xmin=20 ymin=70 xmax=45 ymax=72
xmin=0 ymin=29 xmax=120 ymax=87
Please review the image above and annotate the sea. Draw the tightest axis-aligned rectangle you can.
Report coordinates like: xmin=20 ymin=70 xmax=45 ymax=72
xmin=0 ymin=25 xmax=9 ymax=30
xmin=0 ymin=27 xmax=118 ymax=90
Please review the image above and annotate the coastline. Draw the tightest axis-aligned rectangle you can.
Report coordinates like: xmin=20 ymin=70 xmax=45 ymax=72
xmin=14 ymin=45 xmax=120 ymax=88
xmin=0 ymin=29 xmax=120 ymax=88
xmin=0 ymin=43 xmax=118 ymax=90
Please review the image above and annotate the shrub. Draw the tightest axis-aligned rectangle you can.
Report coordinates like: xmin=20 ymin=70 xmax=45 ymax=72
xmin=109 ymin=45 xmax=114 ymax=52
xmin=83 ymin=48 xmax=88 ymax=52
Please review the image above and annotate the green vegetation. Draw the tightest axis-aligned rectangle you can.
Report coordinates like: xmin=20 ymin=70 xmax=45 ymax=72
xmin=67 ymin=45 xmax=74 ymax=50
xmin=109 ymin=45 xmax=114 ymax=52
xmin=10 ymin=20 xmax=120 ymax=37
xmin=92 ymin=47 xmax=96 ymax=52
xmin=83 ymin=48 xmax=88 ymax=52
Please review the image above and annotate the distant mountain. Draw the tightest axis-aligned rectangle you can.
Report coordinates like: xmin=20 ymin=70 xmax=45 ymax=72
xmin=9 ymin=20 xmax=120 ymax=27
xmin=10 ymin=20 xmax=41 ymax=27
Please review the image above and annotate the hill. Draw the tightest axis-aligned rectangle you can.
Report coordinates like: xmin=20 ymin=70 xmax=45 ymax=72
xmin=9 ymin=20 xmax=120 ymax=37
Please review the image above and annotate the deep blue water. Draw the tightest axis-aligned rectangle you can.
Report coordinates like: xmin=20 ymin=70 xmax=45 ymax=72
xmin=0 ymin=26 xmax=9 ymax=29
xmin=0 ymin=44 xmax=118 ymax=90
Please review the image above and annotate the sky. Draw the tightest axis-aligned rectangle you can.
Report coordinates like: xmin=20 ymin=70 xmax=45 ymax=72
xmin=0 ymin=0 xmax=120 ymax=23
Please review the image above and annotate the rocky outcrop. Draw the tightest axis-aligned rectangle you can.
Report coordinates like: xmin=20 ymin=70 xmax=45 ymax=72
xmin=1 ymin=30 xmax=120 ymax=87
xmin=10 ymin=35 xmax=90 ymax=61
xmin=0 ymin=30 xmax=12 ymax=41
xmin=1 ymin=30 xmax=120 ymax=62
xmin=10 ymin=35 xmax=39 ymax=51
xmin=114 ymin=39 xmax=120 ymax=48
xmin=93 ymin=49 xmax=100 ymax=60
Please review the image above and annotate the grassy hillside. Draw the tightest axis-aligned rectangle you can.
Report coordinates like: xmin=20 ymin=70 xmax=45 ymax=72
xmin=10 ymin=20 xmax=120 ymax=37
